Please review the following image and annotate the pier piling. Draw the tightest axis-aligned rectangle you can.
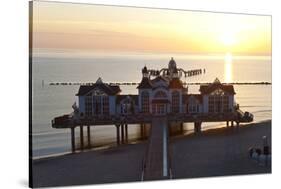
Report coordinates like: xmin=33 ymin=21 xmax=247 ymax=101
xmin=180 ymin=122 xmax=184 ymax=133
xmin=140 ymin=123 xmax=144 ymax=139
xmin=116 ymin=125 xmax=120 ymax=145
xmin=227 ymin=121 xmax=229 ymax=127
xmin=121 ymin=124 xmax=124 ymax=144
xmin=87 ymin=126 xmax=91 ymax=148
xmin=125 ymin=124 xmax=128 ymax=143
xmin=71 ymin=127 xmax=75 ymax=152
xmin=80 ymin=126 xmax=84 ymax=150
xmin=194 ymin=122 xmax=202 ymax=133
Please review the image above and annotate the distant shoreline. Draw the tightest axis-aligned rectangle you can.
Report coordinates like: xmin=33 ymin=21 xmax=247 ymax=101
xmin=47 ymin=81 xmax=272 ymax=86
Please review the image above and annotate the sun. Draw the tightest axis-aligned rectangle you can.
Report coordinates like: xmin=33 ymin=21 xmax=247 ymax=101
xmin=220 ymin=32 xmax=236 ymax=46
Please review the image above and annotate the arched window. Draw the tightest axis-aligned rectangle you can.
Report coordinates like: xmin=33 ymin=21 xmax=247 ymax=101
xmin=141 ymin=91 xmax=150 ymax=113
xmin=171 ymin=91 xmax=180 ymax=113
xmin=154 ymin=90 xmax=167 ymax=98
xmin=208 ymin=89 xmax=229 ymax=113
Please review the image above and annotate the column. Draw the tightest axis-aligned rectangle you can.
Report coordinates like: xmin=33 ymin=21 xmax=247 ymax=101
xmin=140 ymin=123 xmax=144 ymax=139
xmin=87 ymin=126 xmax=91 ymax=148
xmin=194 ymin=122 xmax=202 ymax=133
xmin=226 ymin=121 xmax=229 ymax=127
xmin=236 ymin=121 xmax=240 ymax=127
xmin=80 ymin=126 xmax=84 ymax=150
xmin=180 ymin=122 xmax=184 ymax=133
xmin=71 ymin=127 xmax=75 ymax=152
xmin=121 ymin=124 xmax=124 ymax=144
xmin=116 ymin=124 xmax=120 ymax=145
xmin=125 ymin=124 xmax=128 ymax=143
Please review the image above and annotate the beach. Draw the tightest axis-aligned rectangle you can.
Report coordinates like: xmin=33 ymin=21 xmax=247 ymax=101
xmin=32 ymin=120 xmax=271 ymax=187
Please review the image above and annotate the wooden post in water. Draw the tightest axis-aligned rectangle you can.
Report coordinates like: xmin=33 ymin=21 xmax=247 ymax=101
xmin=80 ymin=126 xmax=84 ymax=150
xmin=194 ymin=122 xmax=202 ymax=133
xmin=116 ymin=124 xmax=120 ymax=145
xmin=125 ymin=124 xmax=128 ymax=143
xmin=140 ymin=123 xmax=144 ymax=139
xmin=231 ymin=121 xmax=234 ymax=127
xmin=71 ymin=127 xmax=75 ymax=152
xmin=226 ymin=121 xmax=229 ymax=127
xmin=87 ymin=126 xmax=91 ymax=148
xmin=180 ymin=122 xmax=184 ymax=133
xmin=236 ymin=121 xmax=240 ymax=128
xmin=121 ymin=124 xmax=124 ymax=144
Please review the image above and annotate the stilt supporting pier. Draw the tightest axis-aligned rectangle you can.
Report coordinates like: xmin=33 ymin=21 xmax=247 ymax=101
xmin=125 ymin=124 xmax=128 ymax=143
xmin=236 ymin=121 xmax=240 ymax=127
xmin=140 ymin=123 xmax=144 ymax=139
xmin=231 ymin=121 xmax=234 ymax=127
xmin=116 ymin=125 xmax=120 ymax=145
xmin=121 ymin=124 xmax=125 ymax=144
xmin=71 ymin=127 xmax=75 ymax=152
xmin=80 ymin=126 xmax=84 ymax=150
xmin=226 ymin=121 xmax=229 ymax=127
xmin=194 ymin=122 xmax=202 ymax=133
xmin=87 ymin=126 xmax=91 ymax=148
xmin=180 ymin=122 xmax=184 ymax=133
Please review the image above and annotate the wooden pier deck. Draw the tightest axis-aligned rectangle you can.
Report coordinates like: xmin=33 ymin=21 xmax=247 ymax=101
xmin=142 ymin=117 xmax=170 ymax=180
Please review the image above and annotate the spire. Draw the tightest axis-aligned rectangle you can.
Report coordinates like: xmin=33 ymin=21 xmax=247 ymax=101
xmin=213 ymin=78 xmax=221 ymax=84
xmin=96 ymin=77 xmax=103 ymax=84
xmin=142 ymin=66 xmax=149 ymax=78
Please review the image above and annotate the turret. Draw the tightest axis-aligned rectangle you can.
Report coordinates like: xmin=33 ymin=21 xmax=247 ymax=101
xmin=142 ymin=66 xmax=149 ymax=78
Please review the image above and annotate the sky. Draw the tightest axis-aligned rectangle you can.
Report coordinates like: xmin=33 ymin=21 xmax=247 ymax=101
xmin=31 ymin=1 xmax=271 ymax=57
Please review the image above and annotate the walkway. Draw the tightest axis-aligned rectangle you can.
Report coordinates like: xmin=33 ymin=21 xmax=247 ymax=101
xmin=143 ymin=117 xmax=170 ymax=180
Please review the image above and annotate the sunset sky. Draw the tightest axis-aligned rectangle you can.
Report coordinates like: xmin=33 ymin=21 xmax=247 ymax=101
xmin=32 ymin=1 xmax=271 ymax=57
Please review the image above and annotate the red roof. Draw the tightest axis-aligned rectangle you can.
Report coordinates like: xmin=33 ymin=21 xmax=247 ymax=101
xmin=199 ymin=84 xmax=235 ymax=95
xmin=169 ymin=78 xmax=184 ymax=89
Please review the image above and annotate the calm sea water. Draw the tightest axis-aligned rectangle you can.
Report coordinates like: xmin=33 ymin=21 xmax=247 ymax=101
xmin=32 ymin=53 xmax=272 ymax=158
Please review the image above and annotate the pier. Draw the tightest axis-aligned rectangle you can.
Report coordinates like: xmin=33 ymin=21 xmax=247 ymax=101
xmin=51 ymin=58 xmax=254 ymax=180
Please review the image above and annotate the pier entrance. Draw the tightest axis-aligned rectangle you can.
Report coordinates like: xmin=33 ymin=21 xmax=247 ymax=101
xmin=152 ymin=99 xmax=169 ymax=115
xmin=143 ymin=117 xmax=170 ymax=180
xmin=152 ymin=104 xmax=168 ymax=115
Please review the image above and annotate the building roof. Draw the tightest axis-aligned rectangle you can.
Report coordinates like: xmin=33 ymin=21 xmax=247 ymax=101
xmin=151 ymin=75 xmax=169 ymax=84
xmin=169 ymin=78 xmax=184 ymax=89
xmin=199 ymin=84 xmax=235 ymax=95
xmin=76 ymin=83 xmax=121 ymax=96
xmin=137 ymin=77 xmax=153 ymax=89
xmin=199 ymin=78 xmax=235 ymax=95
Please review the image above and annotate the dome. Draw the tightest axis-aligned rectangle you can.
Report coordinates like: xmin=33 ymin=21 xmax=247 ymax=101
xmin=168 ymin=57 xmax=177 ymax=71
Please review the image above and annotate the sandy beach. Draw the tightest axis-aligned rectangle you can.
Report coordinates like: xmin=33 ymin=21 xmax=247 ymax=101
xmin=170 ymin=120 xmax=271 ymax=179
xmin=32 ymin=120 xmax=271 ymax=187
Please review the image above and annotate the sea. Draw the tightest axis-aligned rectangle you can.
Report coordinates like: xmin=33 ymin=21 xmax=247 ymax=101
xmin=31 ymin=52 xmax=272 ymax=159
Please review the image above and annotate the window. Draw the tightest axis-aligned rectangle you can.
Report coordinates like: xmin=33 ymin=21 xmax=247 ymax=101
xmin=93 ymin=96 xmax=101 ymax=115
xmin=141 ymin=91 xmax=150 ymax=113
xmin=208 ymin=94 xmax=229 ymax=113
xmin=85 ymin=95 xmax=92 ymax=117
xmin=171 ymin=91 xmax=180 ymax=113
xmin=208 ymin=96 xmax=215 ymax=113
xmin=102 ymin=96 xmax=109 ymax=115
xmin=223 ymin=96 xmax=229 ymax=112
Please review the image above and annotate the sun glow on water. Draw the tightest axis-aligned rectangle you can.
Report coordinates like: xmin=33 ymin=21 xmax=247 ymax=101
xmin=224 ymin=52 xmax=233 ymax=83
